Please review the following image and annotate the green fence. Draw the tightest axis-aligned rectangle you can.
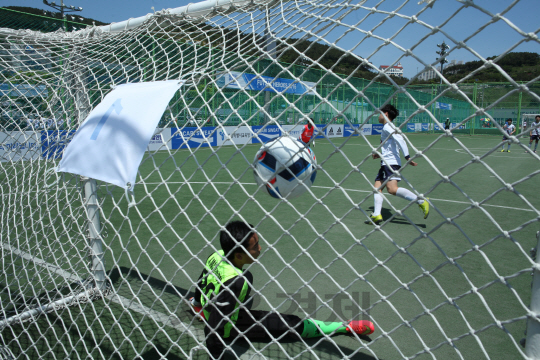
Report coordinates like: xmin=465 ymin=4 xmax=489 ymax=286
xmin=1 ymin=7 xmax=539 ymax=134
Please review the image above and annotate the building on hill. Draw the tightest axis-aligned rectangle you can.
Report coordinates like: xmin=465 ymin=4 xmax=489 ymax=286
xmin=379 ymin=63 xmax=404 ymax=77
xmin=418 ymin=60 xmax=463 ymax=81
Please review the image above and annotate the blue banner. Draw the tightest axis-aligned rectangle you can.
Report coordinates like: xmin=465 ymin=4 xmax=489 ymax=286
xmin=171 ymin=127 xmax=217 ymax=149
xmin=41 ymin=130 xmax=75 ymax=159
xmin=421 ymin=123 xmax=429 ymax=132
xmin=251 ymin=125 xmax=281 ymax=143
xmin=436 ymin=102 xmax=452 ymax=110
xmin=217 ymin=71 xmax=316 ymax=96
xmin=315 ymin=124 xmax=326 ymax=139
xmin=406 ymin=123 xmax=416 ymax=132
xmin=343 ymin=124 xmax=360 ymax=137
xmin=371 ymin=124 xmax=384 ymax=135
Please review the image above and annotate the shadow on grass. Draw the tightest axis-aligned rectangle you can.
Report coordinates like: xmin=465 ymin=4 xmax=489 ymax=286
xmin=366 ymin=207 xmax=427 ymax=229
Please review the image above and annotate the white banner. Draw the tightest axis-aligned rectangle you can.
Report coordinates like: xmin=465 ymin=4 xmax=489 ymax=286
xmin=360 ymin=124 xmax=372 ymax=136
xmin=217 ymin=126 xmax=253 ymax=146
xmin=325 ymin=124 xmax=344 ymax=138
xmin=58 ymin=81 xmax=182 ymax=190
xmin=147 ymin=128 xmax=172 ymax=151
xmin=0 ymin=131 xmax=40 ymax=162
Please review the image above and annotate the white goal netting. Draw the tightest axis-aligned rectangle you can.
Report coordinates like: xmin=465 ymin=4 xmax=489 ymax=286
xmin=1 ymin=0 xmax=540 ymax=359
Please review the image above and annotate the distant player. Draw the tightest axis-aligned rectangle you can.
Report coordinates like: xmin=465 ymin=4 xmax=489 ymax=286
xmin=365 ymin=104 xmax=429 ymax=225
xmin=526 ymin=115 xmax=540 ymax=153
xmin=189 ymin=221 xmax=374 ymax=359
xmin=522 ymin=119 xmax=528 ymax=132
xmin=444 ymin=117 xmax=450 ymax=130
xmin=298 ymin=118 xmax=316 ymax=147
xmin=501 ymin=118 xmax=516 ymax=152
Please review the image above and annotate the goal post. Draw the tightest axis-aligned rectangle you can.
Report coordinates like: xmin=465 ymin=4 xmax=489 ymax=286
xmin=1 ymin=0 xmax=539 ymax=359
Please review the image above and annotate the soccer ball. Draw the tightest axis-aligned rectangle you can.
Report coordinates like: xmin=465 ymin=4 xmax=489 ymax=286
xmin=253 ymin=136 xmax=317 ymax=199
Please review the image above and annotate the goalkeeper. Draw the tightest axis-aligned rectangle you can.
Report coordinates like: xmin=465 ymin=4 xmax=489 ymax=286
xmin=189 ymin=221 xmax=374 ymax=359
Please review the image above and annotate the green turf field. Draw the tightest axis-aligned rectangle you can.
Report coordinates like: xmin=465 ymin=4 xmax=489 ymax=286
xmin=3 ymin=133 xmax=539 ymax=359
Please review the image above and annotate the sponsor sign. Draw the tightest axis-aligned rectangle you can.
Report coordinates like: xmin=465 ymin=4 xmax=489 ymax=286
xmin=217 ymin=126 xmax=253 ymax=146
xmin=0 ymin=131 xmax=40 ymax=162
xmin=421 ymin=123 xmax=429 ymax=132
xmin=436 ymin=102 xmax=452 ymax=110
xmin=315 ymin=124 xmax=325 ymax=139
xmin=282 ymin=124 xmax=302 ymax=139
xmin=147 ymin=128 xmax=171 ymax=151
xmin=216 ymin=71 xmax=317 ymax=96
xmin=172 ymin=127 xmax=217 ymax=149
xmin=325 ymin=125 xmax=343 ymax=138
xmin=42 ymin=130 xmax=76 ymax=159
xmin=406 ymin=123 xmax=416 ymax=132
xmin=371 ymin=124 xmax=384 ymax=135
xmin=415 ymin=123 xmax=422 ymax=132
xmin=0 ymin=83 xmax=48 ymax=98
xmin=434 ymin=124 xmax=441 ymax=131
xmin=251 ymin=125 xmax=281 ymax=143
xmin=359 ymin=124 xmax=372 ymax=136
xmin=344 ymin=124 xmax=360 ymax=137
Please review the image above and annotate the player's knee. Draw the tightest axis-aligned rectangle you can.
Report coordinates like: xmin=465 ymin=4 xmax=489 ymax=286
xmin=387 ymin=187 xmax=397 ymax=195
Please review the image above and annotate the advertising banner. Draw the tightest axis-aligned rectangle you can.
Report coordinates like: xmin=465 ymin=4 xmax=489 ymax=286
xmin=315 ymin=124 xmax=325 ymax=139
xmin=172 ymin=126 xmax=217 ymax=149
xmin=415 ymin=123 xmax=422 ymax=132
xmin=216 ymin=71 xmax=317 ymax=96
xmin=0 ymin=131 xmax=40 ymax=162
xmin=217 ymin=126 xmax=253 ymax=146
xmin=436 ymin=102 xmax=452 ymax=110
xmin=371 ymin=124 xmax=384 ymax=135
xmin=343 ymin=124 xmax=360 ymax=137
xmin=359 ymin=124 xmax=372 ymax=136
xmin=42 ymin=130 xmax=76 ymax=159
xmin=421 ymin=123 xmax=429 ymax=132
xmin=147 ymin=128 xmax=171 ymax=151
xmin=325 ymin=124 xmax=343 ymax=138
xmin=251 ymin=125 xmax=281 ymax=143
xmin=406 ymin=123 xmax=416 ymax=132
xmin=282 ymin=124 xmax=302 ymax=140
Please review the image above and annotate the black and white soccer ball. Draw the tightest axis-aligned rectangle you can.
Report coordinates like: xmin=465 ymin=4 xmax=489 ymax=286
xmin=253 ymin=136 xmax=317 ymax=199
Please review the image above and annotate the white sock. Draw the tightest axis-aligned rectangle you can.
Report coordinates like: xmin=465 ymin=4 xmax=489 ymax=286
xmin=396 ymin=188 xmax=424 ymax=204
xmin=373 ymin=192 xmax=383 ymax=216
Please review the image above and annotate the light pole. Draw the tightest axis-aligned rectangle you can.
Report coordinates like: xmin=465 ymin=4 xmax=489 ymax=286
xmin=43 ymin=0 xmax=83 ymax=29
xmin=436 ymin=41 xmax=450 ymax=85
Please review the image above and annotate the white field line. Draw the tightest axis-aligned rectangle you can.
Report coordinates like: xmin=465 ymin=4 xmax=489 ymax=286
xmin=1 ymin=243 xmax=265 ymax=360
xmin=152 ymin=182 xmax=537 ymax=213
xmin=1 ymin=181 xmax=535 ymax=213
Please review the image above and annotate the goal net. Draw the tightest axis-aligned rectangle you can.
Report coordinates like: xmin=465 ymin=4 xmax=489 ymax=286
xmin=1 ymin=0 xmax=539 ymax=359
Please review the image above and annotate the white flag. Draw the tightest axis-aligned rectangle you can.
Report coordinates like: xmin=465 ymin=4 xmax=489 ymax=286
xmin=58 ymin=80 xmax=182 ymax=190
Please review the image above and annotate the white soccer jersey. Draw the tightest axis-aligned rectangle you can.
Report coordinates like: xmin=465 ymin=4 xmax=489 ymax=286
xmin=505 ymin=124 xmax=515 ymax=135
xmin=380 ymin=122 xmax=409 ymax=166
xmin=531 ymin=122 xmax=540 ymax=136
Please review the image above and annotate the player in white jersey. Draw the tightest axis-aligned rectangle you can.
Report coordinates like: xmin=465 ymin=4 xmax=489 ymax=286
xmin=526 ymin=115 xmax=540 ymax=153
xmin=365 ymin=104 xmax=429 ymax=225
xmin=501 ymin=118 xmax=516 ymax=152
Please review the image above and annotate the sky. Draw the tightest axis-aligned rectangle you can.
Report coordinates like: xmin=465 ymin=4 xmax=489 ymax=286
xmin=4 ymin=0 xmax=540 ymax=79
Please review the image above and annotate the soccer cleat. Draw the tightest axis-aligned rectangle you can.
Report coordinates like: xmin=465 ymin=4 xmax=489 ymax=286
xmin=364 ymin=214 xmax=383 ymax=225
xmin=346 ymin=320 xmax=375 ymax=335
xmin=507 ymin=150 xmax=511 ymax=153
xmin=418 ymin=199 xmax=429 ymax=219
xmin=189 ymin=297 xmax=205 ymax=321
xmin=500 ymin=149 xmax=505 ymax=152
